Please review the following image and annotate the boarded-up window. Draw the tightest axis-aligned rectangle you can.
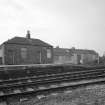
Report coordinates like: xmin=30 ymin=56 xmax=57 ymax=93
xmin=47 ymin=49 xmax=52 ymax=59
xmin=0 ymin=57 xmax=2 ymax=64
xmin=21 ymin=48 xmax=27 ymax=59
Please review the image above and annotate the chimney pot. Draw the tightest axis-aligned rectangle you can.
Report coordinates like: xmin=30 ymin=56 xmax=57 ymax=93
xmin=26 ymin=30 xmax=31 ymax=39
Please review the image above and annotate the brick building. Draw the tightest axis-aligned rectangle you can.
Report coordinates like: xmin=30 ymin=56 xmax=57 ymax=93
xmin=54 ymin=47 xmax=72 ymax=64
xmin=54 ymin=47 xmax=99 ymax=64
xmin=0 ymin=31 xmax=53 ymax=65
xmin=69 ymin=48 xmax=99 ymax=64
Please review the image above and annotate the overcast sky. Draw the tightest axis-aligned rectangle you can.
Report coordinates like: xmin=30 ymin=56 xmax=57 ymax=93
xmin=0 ymin=0 xmax=105 ymax=55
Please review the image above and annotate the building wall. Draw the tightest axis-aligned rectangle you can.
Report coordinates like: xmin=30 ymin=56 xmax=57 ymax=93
xmin=70 ymin=54 xmax=78 ymax=64
xmin=54 ymin=54 xmax=72 ymax=64
xmin=69 ymin=53 xmax=98 ymax=64
xmin=0 ymin=48 xmax=3 ymax=57
xmin=0 ymin=45 xmax=5 ymax=64
xmin=81 ymin=53 xmax=98 ymax=64
xmin=4 ymin=43 xmax=53 ymax=65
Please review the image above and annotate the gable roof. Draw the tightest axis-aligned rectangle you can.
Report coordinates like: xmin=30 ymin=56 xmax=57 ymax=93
xmin=3 ymin=37 xmax=53 ymax=47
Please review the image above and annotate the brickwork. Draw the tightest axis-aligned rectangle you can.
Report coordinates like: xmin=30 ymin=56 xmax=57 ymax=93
xmin=4 ymin=43 xmax=53 ymax=65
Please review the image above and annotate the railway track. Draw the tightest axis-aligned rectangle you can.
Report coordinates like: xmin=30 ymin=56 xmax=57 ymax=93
xmin=0 ymin=64 xmax=105 ymax=104
xmin=0 ymin=69 xmax=105 ymax=93
xmin=0 ymin=68 xmax=104 ymax=88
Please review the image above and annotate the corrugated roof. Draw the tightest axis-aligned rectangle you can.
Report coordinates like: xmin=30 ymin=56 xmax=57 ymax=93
xmin=4 ymin=37 xmax=53 ymax=47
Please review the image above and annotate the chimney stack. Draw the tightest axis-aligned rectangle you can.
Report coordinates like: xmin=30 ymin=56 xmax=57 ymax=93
xmin=26 ymin=30 xmax=31 ymax=39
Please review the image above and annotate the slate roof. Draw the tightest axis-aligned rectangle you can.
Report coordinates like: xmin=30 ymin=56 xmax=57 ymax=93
xmin=54 ymin=48 xmax=71 ymax=56
xmin=54 ymin=48 xmax=98 ymax=56
xmin=69 ymin=49 xmax=98 ymax=55
xmin=4 ymin=37 xmax=53 ymax=47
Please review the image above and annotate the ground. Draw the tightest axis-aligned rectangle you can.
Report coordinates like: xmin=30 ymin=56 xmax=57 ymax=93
xmin=10 ymin=84 xmax=105 ymax=105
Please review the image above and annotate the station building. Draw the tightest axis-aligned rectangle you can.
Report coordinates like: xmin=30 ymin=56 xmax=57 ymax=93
xmin=0 ymin=31 xmax=53 ymax=65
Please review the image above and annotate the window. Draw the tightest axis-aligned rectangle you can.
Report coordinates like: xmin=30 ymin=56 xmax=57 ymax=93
xmin=47 ymin=49 xmax=52 ymax=59
xmin=21 ymin=48 xmax=27 ymax=59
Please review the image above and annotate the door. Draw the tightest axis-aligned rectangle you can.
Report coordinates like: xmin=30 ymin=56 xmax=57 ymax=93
xmin=7 ymin=50 xmax=15 ymax=65
xmin=36 ymin=50 xmax=42 ymax=64
xmin=77 ymin=54 xmax=81 ymax=64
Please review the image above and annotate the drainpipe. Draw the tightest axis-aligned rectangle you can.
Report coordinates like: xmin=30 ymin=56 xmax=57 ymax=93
xmin=39 ymin=51 xmax=42 ymax=64
xmin=97 ymin=54 xmax=99 ymax=64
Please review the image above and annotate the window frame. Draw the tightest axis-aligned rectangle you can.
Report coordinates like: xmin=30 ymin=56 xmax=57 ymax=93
xmin=47 ymin=49 xmax=52 ymax=59
xmin=21 ymin=48 xmax=27 ymax=59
